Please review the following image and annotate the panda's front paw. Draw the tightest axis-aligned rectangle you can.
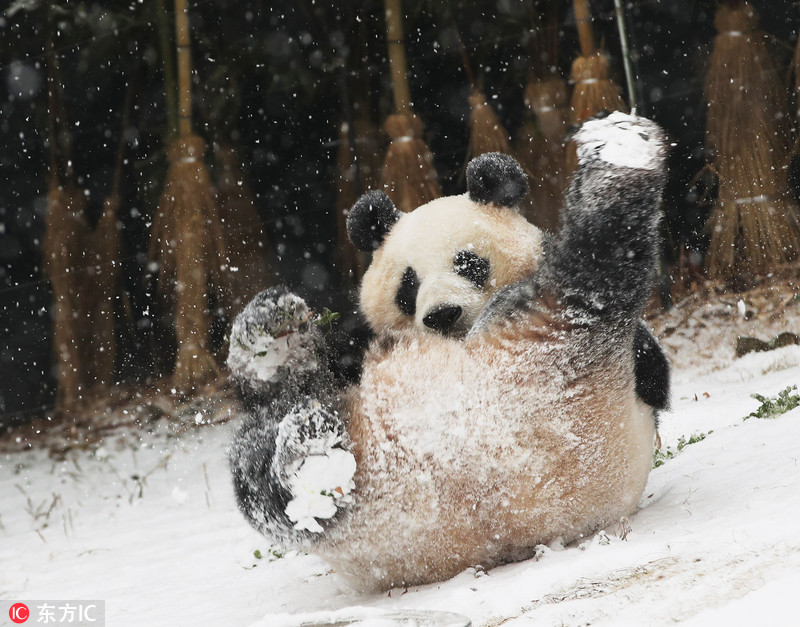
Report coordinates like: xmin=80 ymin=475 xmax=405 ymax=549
xmin=573 ymin=111 xmax=665 ymax=171
xmin=273 ymin=399 xmax=356 ymax=534
xmin=227 ymin=286 xmax=324 ymax=389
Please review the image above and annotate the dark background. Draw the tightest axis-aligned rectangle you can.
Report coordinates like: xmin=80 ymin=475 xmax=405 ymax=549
xmin=1 ymin=0 xmax=798 ymax=426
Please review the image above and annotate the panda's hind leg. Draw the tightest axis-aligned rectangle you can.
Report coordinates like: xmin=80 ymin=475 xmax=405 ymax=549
xmin=634 ymin=321 xmax=670 ymax=418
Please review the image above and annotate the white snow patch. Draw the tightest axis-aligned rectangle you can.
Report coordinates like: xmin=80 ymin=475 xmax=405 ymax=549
xmin=171 ymin=485 xmax=188 ymax=505
xmin=285 ymin=448 xmax=356 ymax=533
xmin=5 ymin=295 xmax=800 ymax=626
xmin=575 ymin=111 xmax=661 ymax=170
xmin=250 ymin=334 xmax=293 ymax=382
xmin=227 ymin=292 xmax=318 ymax=383
xmin=737 ymin=298 xmax=747 ymax=317
xmin=711 ymin=344 xmax=800 ymax=383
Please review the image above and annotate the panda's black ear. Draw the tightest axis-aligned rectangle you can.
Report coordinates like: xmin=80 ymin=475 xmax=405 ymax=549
xmin=466 ymin=152 xmax=529 ymax=208
xmin=346 ymin=190 xmax=401 ymax=252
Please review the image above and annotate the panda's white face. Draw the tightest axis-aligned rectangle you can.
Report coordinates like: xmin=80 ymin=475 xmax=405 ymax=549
xmin=359 ymin=194 xmax=544 ymax=337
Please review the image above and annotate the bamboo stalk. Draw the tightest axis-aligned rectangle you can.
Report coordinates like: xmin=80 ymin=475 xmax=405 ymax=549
xmin=573 ymin=0 xmax=596 ymax=57
xmin=44 ymin=185 xmax=88 ymax=411
xmin=156 ymin=0 xmax=177 ymax=137
xmin=175 ymin=0 xmax=192 ymax=137
xmin=384 ymin=0 xmax=411 ymax=113
xmin=613 ymin=0 xmax=637 ymax=111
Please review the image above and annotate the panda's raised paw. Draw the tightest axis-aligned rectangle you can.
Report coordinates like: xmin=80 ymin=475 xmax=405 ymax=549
xmin=273 ymin=399 xmax=356 ymax=534
xmin=227 ymin=285 xmax=323 ymax=388
xmin=573 ymin=111 xmax=665 ymax=171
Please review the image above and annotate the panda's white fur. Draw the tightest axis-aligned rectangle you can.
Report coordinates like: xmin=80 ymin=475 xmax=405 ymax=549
xmin=359 ymin=194 xmax=543 ymax=335
xmin=228 ymin=112 xmax=667 ymax=592
xmin=318 ymin=323 xmax=656 ymax=589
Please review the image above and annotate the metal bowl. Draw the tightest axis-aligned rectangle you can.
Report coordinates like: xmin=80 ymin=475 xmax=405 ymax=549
xmin=273 ymin=608 xmax=472 ymax=627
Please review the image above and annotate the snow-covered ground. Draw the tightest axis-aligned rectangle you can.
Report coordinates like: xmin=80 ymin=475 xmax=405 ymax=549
xmin=3 ymin=293 xmax=800 ymax=626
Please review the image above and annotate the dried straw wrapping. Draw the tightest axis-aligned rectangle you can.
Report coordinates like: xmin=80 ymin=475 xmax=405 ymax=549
xmin=793 ymin=25 xmax=800 ymax=123
xmin=569 ymin=52 xmax=627 ymax=124
xmin=526 ymin=77 xmax=570 ymax=141
xmin=466 ymin=88 xmax=514 ymax=162
xmin=704 ymin=1 xmax=800 ymax=279
xmin=381 ymin=112 xmax=441 ymax=213
xmin=516 ymin=76 xmax=570 ymax=230
xmin=149 ymin=135 xmax=228 ymax=296
xmin=149 ymin=134 xmax=228 ymax=389
xmin=173 ymin=212 xmax=221 ymax=390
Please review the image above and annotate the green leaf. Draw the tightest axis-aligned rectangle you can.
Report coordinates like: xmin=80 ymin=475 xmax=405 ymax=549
xmin=744 ymin=385 xmax=800 ymax=420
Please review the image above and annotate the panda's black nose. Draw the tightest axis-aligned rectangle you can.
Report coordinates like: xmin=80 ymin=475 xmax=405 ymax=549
xmin=423 ymin=305 xmax=463 ymax=333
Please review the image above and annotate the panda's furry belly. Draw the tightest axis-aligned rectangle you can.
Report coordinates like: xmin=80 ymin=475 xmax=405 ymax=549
xmin=318 ymin=325 xmax=655 ymax=591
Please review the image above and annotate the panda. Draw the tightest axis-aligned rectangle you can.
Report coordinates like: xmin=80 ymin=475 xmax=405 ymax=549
xmin=349 ymin=156 xmax=669 ymax=415
xmin=228 ymin=112 xmax=668 ymax=592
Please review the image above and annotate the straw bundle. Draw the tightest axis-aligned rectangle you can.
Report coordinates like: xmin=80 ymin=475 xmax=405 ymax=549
xmin=569 ymin=52 xmax=627 ymax=125
xmin=149 ymin=135 xmax=228 ymax=388
xmin=173 ymin=213 xmax=221 ymax=390
xmin=526 ymin=78 xmax=570 ymax=148
xmin=466 ymin=88 xmax=514 ymax=162
xmin=381 ymin=0 xmax=441 ymax=212
xmin=703 ymin=1 xmax=800 ymax=280
xmin=381 ymin=111 xmax=441 ymax=212
xmin=214 ymin=142 xmax=273 ymax=309
xmin=516 ymin=76 xmax=570 ymax=231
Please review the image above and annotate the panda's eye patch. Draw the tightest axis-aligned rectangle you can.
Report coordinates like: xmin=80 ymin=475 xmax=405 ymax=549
xmin=454 ymin=250 xmax=490 ymax=288
xmin=395 ymin=266 xmax=420 ymax=316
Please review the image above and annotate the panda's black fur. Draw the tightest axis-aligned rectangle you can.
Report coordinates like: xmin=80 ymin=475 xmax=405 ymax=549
xmin=634 ymin=322 xmax=671 ymax=410
xmin=228 ymin=113 xmax=669 ymax=591
xmin=345 ymin=189 xmax=400 ymax=252
xmin=465 ymin=151 xmax=530 ymax=207
xmin=394 ymin=266 xmax=420 ymax=316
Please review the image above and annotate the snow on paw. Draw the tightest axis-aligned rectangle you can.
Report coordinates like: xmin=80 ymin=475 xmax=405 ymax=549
xmin=227 ymin=285 xmax=323 ymax=386
xmin=273 ymin=399 xmax=356 ymax=534
xmin=573 ymin=111 xmax=665 ymax=171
